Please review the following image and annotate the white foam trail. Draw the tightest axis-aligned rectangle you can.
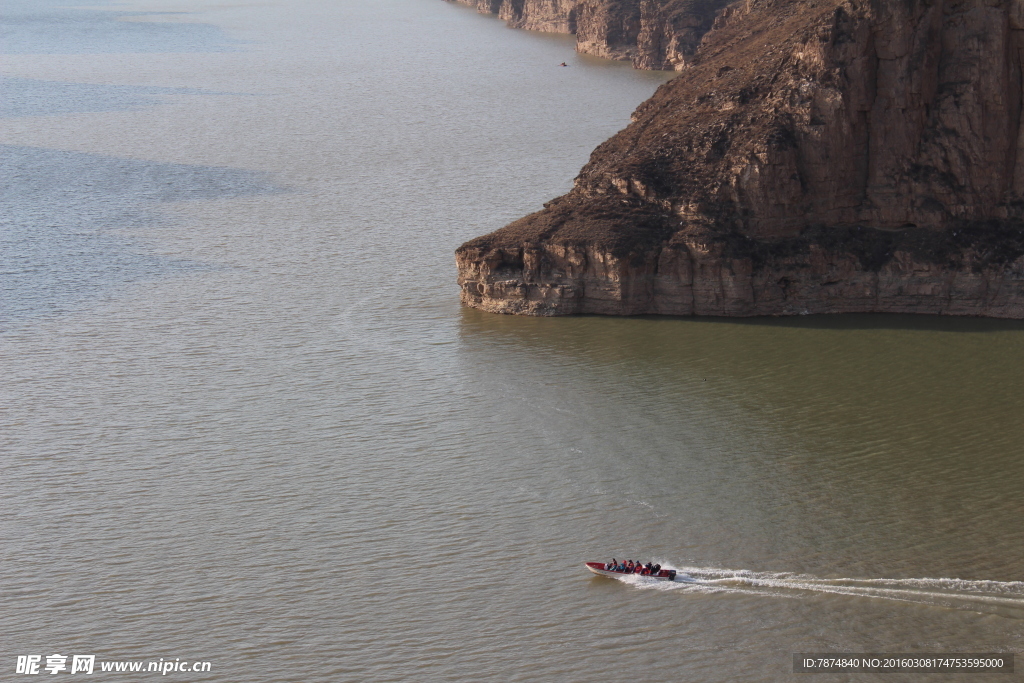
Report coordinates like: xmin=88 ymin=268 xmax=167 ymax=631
xmin=607 ymin=563 xmax=1024 ymax=615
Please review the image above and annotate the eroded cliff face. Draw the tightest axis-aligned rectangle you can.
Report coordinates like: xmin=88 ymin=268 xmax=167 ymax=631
xmin=456 ymin=0 xmax=1024 ymax=318
xmin=457 ymin=223 xmax=1024 ymax=316
xmin=446 ymin=0 xmax=731 ymax=69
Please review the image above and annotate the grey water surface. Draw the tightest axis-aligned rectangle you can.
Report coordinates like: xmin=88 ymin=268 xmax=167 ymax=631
xmin=2 ymin=0 xmax=1022 ymax=681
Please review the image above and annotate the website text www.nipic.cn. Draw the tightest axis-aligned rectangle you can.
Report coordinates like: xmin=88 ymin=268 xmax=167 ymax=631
xmin=16 ymin=655 xmax=212 ymax=675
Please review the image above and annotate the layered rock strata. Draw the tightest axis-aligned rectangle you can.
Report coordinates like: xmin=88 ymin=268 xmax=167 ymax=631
xmin=456 ymin=0 xmax=1024 ymax=318
xmin=446 ymin=0 xmax=732 ymax=69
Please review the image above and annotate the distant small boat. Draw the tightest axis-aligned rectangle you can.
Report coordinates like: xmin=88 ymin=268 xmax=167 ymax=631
xmin=585 ymin=562 xmax=677 ymax=581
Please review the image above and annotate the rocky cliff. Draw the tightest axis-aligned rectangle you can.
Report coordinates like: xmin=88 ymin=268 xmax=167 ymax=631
xmin=456 ymin=0 xmax=1024 ymax=318
xmin=447 ymin=0 xmax=733 ymax=69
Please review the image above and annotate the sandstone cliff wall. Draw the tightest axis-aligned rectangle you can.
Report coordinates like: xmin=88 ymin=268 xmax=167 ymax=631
xmin=457 ymin=230 xmax=1024 ymax=317
xmin=446 ymin=0 xmax=731 ymax=69
xmin=456 ymin=0 xmax=1024 ymax=318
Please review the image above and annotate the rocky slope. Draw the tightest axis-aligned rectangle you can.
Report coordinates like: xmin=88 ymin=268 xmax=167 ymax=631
xmin=447 ymin=0 xmax=733 ymax=69
xmin=456 ymin=0 xmax=1024 ymax=317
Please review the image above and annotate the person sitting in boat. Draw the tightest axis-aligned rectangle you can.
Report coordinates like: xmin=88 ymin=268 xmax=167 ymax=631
xmin=606 ymin=558 xmax=617 ymax=571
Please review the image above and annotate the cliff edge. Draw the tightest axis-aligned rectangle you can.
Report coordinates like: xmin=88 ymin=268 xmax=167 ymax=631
xmin=456 ymin=0 xmax=1024 ymax=317
xmin=447 ymin=0 xmax=733 ymax=70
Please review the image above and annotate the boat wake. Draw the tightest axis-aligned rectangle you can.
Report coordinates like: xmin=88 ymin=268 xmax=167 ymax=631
xmin=613 ymin=564 xmax=1024 ymax=618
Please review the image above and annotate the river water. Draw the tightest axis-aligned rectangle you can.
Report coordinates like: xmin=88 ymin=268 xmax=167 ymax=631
xmin=3 ymin=0 xmax=1023 ymax=680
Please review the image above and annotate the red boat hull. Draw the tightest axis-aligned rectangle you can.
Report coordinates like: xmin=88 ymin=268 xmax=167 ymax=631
xmin=585 ymin=562 xmax=677 ymax=581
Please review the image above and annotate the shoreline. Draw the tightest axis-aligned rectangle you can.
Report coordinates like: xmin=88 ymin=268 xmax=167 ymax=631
xmin=455 ymin=0 xmax=1024 ymax=319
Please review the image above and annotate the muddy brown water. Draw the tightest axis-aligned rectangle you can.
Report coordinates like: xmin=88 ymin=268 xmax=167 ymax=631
xmin=2 ymin=0 xmax=1022 ymax=680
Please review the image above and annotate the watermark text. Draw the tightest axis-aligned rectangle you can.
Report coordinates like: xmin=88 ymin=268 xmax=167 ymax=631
xmin=16 ymin=655 xmax=212 ymax=675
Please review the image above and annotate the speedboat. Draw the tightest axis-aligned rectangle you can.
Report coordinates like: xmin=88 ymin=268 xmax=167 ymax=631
xmin=585 ymin=562 xmax=677 ymax=581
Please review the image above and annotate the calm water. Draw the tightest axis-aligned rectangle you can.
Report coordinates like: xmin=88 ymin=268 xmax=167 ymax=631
xmin=2 ymin=1 xmax=1023 ymax=680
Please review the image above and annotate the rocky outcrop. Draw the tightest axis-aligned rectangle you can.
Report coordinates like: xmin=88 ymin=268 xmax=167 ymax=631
xmin=446 ymin=0 xmax=732 ymax=69
xmin=456 ymin=0 xmax=1024 ymax=318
